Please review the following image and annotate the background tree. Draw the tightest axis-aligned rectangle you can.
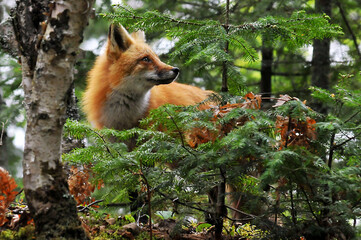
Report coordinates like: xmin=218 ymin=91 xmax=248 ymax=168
xmin=311 ymin=0 xmax=332 ymax=113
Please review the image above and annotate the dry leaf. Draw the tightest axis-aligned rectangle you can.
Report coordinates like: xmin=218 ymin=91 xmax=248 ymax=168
xmin=0 ymin=167 xmax=18 ymax=226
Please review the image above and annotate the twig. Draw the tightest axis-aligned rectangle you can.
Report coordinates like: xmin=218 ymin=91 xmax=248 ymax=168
xmin=300 ymin=186 xmax=321 ymax=226
xmin=328 ymin=131 xmax=336 ymax=168
xmin=225 ymin=205 xmax=256 ymax=219
xmin=155 ymin=189 xmax=212 ymax=215
xmin=335 ymin=0 xmax=361 ymax=60
xmin=331 ymin=130 xmax=361 ymax=152
xmin=78 ymin=199 xmax=104 ymax=212
xmin=344 ymin=110 xmax=361 ymax=124
xmin=16 ymin=188 xmax=24 ymax=197
xmin=91 ymin=129 xmax=115 ymax=158
xmin=163 ymin=107 xmax=199 ymax=160
xmin=90 ymin=128 xmax=126 ymax=159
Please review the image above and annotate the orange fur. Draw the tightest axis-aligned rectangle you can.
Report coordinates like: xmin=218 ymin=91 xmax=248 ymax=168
xmin=83 ymin=24 xmax=212 ymax=130
xmin=149 ymin=83 xmax=213 ymax=110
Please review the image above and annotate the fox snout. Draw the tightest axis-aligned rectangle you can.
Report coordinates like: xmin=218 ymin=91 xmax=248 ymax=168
xmin=145 ymin=67 xmax=179 ymax=85
xmin=154 ymin=67 xmax=180 ymax=85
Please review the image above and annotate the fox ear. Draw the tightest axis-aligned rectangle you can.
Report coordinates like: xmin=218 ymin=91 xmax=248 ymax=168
xmin=131 ymin=30 xmax=146 ymax=42
xmin=107 ymin=24 xmax=133 ymax=59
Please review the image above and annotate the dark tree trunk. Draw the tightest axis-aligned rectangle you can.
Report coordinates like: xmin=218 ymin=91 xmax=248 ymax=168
xmin=311 ymin=0 xmax=332 ymax=113
xmin=312 ymin=2 xmax=332 ymax=238
xmin=214 ymin=180 xmax=226 ymax=240
xmin=260 ymin=43 xmax=273 ymax=101
xmin=12 ymin=0 xmax=94 ymax=238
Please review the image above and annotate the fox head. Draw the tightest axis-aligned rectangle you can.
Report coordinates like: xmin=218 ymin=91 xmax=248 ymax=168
xmin=106 ymin=24 xmax=179 ymax=93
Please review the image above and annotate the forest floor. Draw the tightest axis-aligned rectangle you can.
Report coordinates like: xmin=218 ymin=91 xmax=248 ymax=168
xmin=0 ymin=203 xmax=260 ymax=239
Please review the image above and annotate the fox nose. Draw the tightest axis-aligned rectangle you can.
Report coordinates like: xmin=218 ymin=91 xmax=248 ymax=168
xmin=172 ymin=67 xmax=180 ymax=75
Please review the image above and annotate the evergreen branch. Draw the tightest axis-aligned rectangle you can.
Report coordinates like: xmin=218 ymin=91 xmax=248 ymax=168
xmin=228 ymin=35 xmax=257 ymax=62
xmin=163 ymin=107 xmax=199 ymax=160
xmin=111 ymin=5 xmax=204 ymax=27
xmin=108 ymin=6 xmax=341 ymax=38
xmin=155 ymin=189 xmax=212 ymax=215
xmin=300 ymin=186 xmax=321 ymax=226
xmin=91 ymin=129 xmax=116 ymax=158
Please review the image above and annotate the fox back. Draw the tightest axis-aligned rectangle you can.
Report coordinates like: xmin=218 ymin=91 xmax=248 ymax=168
xmin=83 ymin=24 xmax=212 ymax=130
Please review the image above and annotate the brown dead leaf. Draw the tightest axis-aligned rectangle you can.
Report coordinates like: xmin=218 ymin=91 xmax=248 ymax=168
xmin=105 ymin=217 xmax=116 ymax=225
xmin=185 ymin=92 xmax=262 ymax=148
xmin=0 ymin=167 xmax=19 ymax=227
xmin=276 ymin=115 xmax=317 ymax=149
xmin=68 ymin=165 xmax=101 ymax=206
xmin=273 ymin=94 xmax=299 ymax=108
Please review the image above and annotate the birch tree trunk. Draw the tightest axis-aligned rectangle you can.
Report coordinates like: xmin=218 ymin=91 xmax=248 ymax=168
xmin=13 ymin=0 xmax=94 ymax=238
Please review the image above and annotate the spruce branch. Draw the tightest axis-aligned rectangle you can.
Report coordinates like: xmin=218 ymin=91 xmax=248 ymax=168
xmin=300 ymin=186 xmax=321 ymax=226
xmin=108 ymin=6 xmax=341 ymax=38
xmin=163 ymin=107 xmax=199 ymax=160
xmin=155 ymin=189 xmax=212 ymax=215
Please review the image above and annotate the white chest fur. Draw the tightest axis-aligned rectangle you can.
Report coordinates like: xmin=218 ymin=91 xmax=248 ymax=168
xmin=101 ymin=89 xmax=151 ymax=130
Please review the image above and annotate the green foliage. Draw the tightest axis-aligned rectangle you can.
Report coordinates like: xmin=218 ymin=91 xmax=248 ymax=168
xmin=65 ymin=4 xmax=359 ymax=239
xmin=0 ymin=54 xmax=23 ymax=128
xmin=235 ymin=223 xmax=269 ymax=239
xmin=0 ymin=52 xmax=24 ymax=177
xmin=101 ymin=6 xmax=342 ymax=94
xmin=65 ymin=73 xmax=361 ymax=238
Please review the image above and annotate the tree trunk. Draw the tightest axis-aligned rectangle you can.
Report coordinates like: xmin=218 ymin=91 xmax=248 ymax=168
xmin=13 ymin=0 xmax=94 ymax=239
xmin=214 ymin=180 xmax=226 ymax=240
xmin=311 ymin=0 xmax=331 ymax=113
xmin=260 ymin=43 xmax=273 ymax=101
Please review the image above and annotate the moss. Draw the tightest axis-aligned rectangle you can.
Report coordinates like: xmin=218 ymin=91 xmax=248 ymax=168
xmin=0 ymin=225 xmax=36 ymax=240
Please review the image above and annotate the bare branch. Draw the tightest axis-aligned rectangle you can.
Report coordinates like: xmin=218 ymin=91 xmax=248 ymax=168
xmin=335 ymin=0 xmax=361 ymax=60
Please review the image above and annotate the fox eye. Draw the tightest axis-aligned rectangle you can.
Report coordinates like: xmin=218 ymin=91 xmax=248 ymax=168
xmin=141 ymin=57 xmax=151 ymax=63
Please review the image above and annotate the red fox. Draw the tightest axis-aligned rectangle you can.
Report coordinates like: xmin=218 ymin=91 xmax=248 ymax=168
xmin=83 ymin=24 xmax=213 ymax=130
